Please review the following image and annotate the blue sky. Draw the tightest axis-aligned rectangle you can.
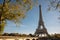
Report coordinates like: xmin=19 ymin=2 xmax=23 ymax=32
xmin=0 ymin=0 xmax=60 ymax=34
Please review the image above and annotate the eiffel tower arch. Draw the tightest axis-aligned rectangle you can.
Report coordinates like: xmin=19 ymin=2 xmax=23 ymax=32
xmin=35 ymin=5 xmax=49 ymax=37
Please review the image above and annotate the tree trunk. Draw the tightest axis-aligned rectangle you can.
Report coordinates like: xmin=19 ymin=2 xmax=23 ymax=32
xmin=0 ymin=26 xmax=4 ymax=35
xmin=0 ymin=0 xmax=5 ymax=35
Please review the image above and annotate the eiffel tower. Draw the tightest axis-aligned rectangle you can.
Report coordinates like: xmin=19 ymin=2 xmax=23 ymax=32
xmin=35 ymin=5 xmax=49 ymax=37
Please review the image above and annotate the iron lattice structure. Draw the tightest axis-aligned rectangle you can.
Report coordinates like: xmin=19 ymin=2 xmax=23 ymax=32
xmin=35 ymin=5 xmax=49 ymax=37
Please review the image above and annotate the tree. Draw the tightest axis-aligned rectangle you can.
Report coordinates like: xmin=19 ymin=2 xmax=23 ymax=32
xmin=46 ymin=0 xmax=60 ymax=20
xmin=47 ymin=0 xmax=60 ymax=11
xmin=0 ymin=0 xmax=38 ymax=34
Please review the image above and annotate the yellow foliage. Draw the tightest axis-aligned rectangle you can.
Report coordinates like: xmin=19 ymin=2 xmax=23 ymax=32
xmin=30 ymin=6 xmax=32 ymax=9
xmin=11 ymin=6 xmax=15 ymax=10
xmin=23 ymin=0 xmax=27 ymax=3
xmin=16 ymin=5 xmax=19 ymax=9
xmin=5 ymin=3 xmax=9 ymax=9
xmin=1 ymin=16 xmax=4 ymax=20
xmin=11 ymin=5 xmax=19 ymax=10
xmin=20 ymin=13 xmax=25 ymax=18
xmin=0 ymin=0 xmax=38 ymax=27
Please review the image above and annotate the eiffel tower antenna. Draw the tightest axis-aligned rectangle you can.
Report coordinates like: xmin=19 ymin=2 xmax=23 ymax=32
xmin=35 ymin=5 xmax=49 ymax=37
